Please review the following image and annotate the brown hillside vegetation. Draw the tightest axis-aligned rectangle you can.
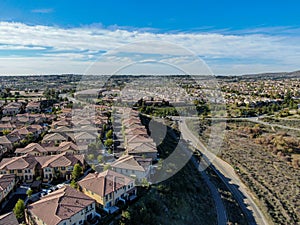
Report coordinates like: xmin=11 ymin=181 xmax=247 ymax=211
xmin=190 ymin=119 xmax=300 ymax=225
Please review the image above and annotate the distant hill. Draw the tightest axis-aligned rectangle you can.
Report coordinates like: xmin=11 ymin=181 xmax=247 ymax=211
xmin=217 ymin=70 xmax=300 ymax=81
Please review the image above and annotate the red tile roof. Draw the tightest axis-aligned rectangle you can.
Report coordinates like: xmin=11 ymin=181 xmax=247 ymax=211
xmin=78 ymin=170 xmax=133 ymax=197
xmin=27 ymin=186 xmax=95 ymax=225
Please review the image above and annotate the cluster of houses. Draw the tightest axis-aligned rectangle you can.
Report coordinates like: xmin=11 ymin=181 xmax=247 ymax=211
xmin=0 ymin=113 xmax=54 ymax=158
xmin=0 ymin=174 xmax=16 ymax=205
xmin=219 ymin=78 xmax=300 ymax=106
xmin=0 ymin=104 xmax=112 ymax=183
xmin=24 ymin=168 xmax=137 ymax=225
xmin=49 ymin=106 xmax=109 ymax=147
xmin=0 ymin=93 xmax=160 ymax=225
xmin=1 ymin=101 xmax=42 ymax=116
xmin=115 ymin=108 xmax=158 ymax=161
xmin=0 ymin=152 xmax=86 ymax=182
xmin=0 ymin=161 xmax=138 ymax=225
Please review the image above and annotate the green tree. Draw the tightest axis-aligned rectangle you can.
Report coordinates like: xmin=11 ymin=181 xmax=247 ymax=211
xmin=141 ymin=178 xmax=150 ymax=188
xmin=88 ymin=143 xmax=95 ymax=151
xmin=87 ymin=154 xmax=95 ymax=161
xmin=96 ymin=140 xmax=103 ymax=149
xmin=70 ymin=179 xmax=78 ymax=189
xmin=2 ymin=129 xmax=11 ymax=135
xmin=103 ymin=164 xmax=111 ymax=171
xmin=97 ymin=155 xmax=104 ymax=164
xmin=25 ymin=132 xmax=34 ymax=143
xmin=121 ymin=210 xmax=131 ymax=223
xmin=71 ymin=164 xmax=83 ymax=181
xmin=106 ymin=129 xmax=113 ymax=139
xmin=91 ymin=164 xmax=96 ymax=171
xmin=26 ymin=189 xmax=33 ymax=198
xmin=13 ymin=199 xmax=25 ymax=219
xmin=104 ymin=139 xmax=113 ymax=148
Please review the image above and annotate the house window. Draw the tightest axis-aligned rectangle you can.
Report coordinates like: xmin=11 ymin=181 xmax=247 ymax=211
xmin=17 ymin=170 xmax=22 ymax=173
xmin=9 ymin=170 xmax=14 ymax=174
xmin=61 ymin=167 xmax=65 ymax=170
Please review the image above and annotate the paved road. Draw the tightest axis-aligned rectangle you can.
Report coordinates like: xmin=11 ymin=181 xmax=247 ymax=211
xmin=178 ymin=117 xmax=269 ymax=225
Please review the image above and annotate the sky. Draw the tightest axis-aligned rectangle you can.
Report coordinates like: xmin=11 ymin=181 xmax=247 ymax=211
xmin=1 ymin=0 xmax=300 ymax=75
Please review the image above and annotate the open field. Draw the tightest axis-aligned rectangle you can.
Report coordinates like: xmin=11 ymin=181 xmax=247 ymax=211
xmin=260 ymin=117 xmax=300 ymax=129
xmin=187 ymin=118 xmax=300 ymax=225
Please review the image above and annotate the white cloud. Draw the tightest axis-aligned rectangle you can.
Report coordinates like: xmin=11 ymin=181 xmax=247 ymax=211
xmin=0 ymin=21 xmax=300 ymax=75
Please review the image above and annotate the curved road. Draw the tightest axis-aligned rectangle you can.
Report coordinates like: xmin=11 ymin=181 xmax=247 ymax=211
xmin=178 ymin=117 xmax=269 ymax=225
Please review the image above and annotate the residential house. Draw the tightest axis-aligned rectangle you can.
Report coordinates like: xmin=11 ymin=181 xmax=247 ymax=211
xmin=10 ymin=127 xmax=32 ymax=140
xmin=124 ymin=127 xmax=148 ymax=136
xmin=0 ymin=212 xmax=19 ymax=225
xmin=0 ymin=136 xmax=13 ymax=151
xmin=78 ymin=170 xmax=136 ymax=212
xmin=0 ymin=152 xmax=86 ymax=183
xmin=2 ymin=102 xmax=23 ymax=116
xmin=27 ymin=124 xmax=44 ymax=138
xmin=26 ymin=186 xmax=96 ymax=225
xmin=0 ymin=154 xmax=37 ymax=182
xmin=0 ymin=100 xmax=4 ymax=108
xmin=15 ymin=143 xmax=47 ymax=156
xmin=0 ymin=145 xmax=8 ymax=158
xmin=111 ymin=155 xmax=152 ymax=182
xmin=1 ymin=116 xmax=14 ymax=124
xmin=55 ymin=142 xmax=81 ymax=154
xmin=0 ymin=174 xmax=16 ymax=204
xmin=51 ymin=119 xmax=72 ymax=129
xmin=0 ymin=123 xmax=15 ymax=133
xmin=68 ymin=132 xmax=96 ymax=146
xmin=6 ymin=132 xmax=23 ymax=148
xmin=42 ymin=133 xmax=67 ymax=146
xmin=49 ymin=126 xmax=72 ymax=134
xmin=35 ymin=152 xmax=85 ymax=182
xmin=126 ymin=142 xmax=158 ymax=160
xmin=26 ymin=101 xmax=41 ymax=113
xmin=15 ymin=115 xmax=35 ymax=125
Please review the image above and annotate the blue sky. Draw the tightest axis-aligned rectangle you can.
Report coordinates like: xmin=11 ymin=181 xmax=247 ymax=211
xmin=1 ymin=0 xmax=300 ymax=75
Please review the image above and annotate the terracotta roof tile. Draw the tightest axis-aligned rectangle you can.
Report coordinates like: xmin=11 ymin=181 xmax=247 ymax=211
xmin=78 ymin=170 xmax=133 ymax=197
xmin=27 ymin=186 xmax=95 ymax=225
